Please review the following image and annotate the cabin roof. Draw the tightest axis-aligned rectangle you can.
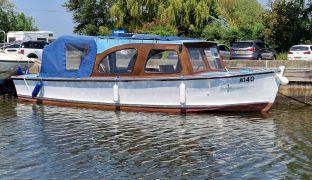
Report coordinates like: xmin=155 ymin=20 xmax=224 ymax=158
xmin=95 ymin=38 xmax=206 ymax=54
xmin=39 ymin=34 xmax=215 ymax=78
xmin=95 ymin=34 xmax=207 ymax=53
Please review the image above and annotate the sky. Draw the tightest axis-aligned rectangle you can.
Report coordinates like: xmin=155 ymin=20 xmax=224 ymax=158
xmin=10 ymin=0 xmax=269 ymax=37
xmin=11 ymin=0 xmax=74 ymax=37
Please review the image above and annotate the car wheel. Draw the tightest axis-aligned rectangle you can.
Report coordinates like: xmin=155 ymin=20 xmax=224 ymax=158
xmin=257 ymin=56 xmax=262 ymax=60
xmin=272 ymin=55 xmax=276 ymax=60
xmin=28 ymin=54 xmax=38 ymax=59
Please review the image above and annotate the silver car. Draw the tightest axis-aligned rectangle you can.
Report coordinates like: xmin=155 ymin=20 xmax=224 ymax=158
xmin=230 ymin=40 xmax=276 ymax=60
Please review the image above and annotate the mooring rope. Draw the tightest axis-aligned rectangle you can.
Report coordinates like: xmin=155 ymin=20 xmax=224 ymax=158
xmin=278 ymin=92 xmax=311 ymax=106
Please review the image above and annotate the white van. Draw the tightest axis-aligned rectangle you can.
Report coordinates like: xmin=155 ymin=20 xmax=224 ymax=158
xmin=6 ymin=31 xmax=53 ymax=43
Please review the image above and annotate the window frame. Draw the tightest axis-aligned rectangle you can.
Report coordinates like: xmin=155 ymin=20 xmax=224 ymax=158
xmin=185 ymin=42 xmax=225 ymax=73
xmin=65 ymin=43 xmax=91 ymax=71
xmin=204 ymin=47 xmax=224 ymax=71
xmin=144 ymin=48 xmax=182 ymax=74
xmin=97 ymin=48 xmax=138 ymax=75
xmin=187 ymin=47 xmax=209 ymax=73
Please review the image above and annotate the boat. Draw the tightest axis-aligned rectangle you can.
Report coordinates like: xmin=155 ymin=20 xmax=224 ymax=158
xmin=11 ymin=34 xmax=288 ymax=113
xmin=0 ymin=29 xmax=37 ymax=86
xmin=0 ymin=51 xmax=34 ymax=84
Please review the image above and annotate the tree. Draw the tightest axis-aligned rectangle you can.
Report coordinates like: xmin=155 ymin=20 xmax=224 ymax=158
xmin=64 ymin=0 xmax=120 ymax=35
xmin=0 ymin=0 xmax=37 ymax=42
xmin=108 ymin=0 xmax=219 ymax=35
xmin=263 ymin=0 xmax=311 ymax=52
xmin=202 ymin=0 xmax=265 ymax=45
xmin=64 ymin=0 xmax=219 ymax=36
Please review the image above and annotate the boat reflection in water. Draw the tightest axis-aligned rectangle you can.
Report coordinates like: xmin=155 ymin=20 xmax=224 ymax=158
xmin=12 ymin=34 xmax=288 ymax=113
xmin=0 ymin=97 xmax=311 ymax=179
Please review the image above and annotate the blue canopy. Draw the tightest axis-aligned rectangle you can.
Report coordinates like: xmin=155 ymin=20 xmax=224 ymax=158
xmin=39 ymin=34 xmax=205 ymax=78
xmin=40 ymin=35 xmax=97 ymax=78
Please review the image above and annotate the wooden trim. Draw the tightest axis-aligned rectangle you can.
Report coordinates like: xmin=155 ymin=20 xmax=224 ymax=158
xmin=92 ymin=44 xmax=144 ymax=77
xmin=143 ymin=48 xmax=182 ymax=74
xmin=91 ymin=43 xmax=190 ymax=77
xmin=17 ymin=95 xmax=273 ymax=113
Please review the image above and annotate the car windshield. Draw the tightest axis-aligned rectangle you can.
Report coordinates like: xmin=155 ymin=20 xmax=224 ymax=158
xmin=232 ymin=42 xmax=253 ymax=48
xmin=4 ymin=44 xmax=20 ymax=49
xmin=290 ymin=46 xmax=309 ymax=51
xmin=22 ymin=42 xmax=48 ymax=49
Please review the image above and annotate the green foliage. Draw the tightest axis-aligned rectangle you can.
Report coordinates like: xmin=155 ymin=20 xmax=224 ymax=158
xmin=201 ymin=0 xmax=265 ymax=45
xmin=13 ymin=13 xmax=38 ymax=31
xmin=187 ymin=0 xmax=264 ymax=44
xmin=222 ymin=26 xmax=240 ymax=45
xmin=0 ymin=0 xmax=37 ymax=42
xmin=64 ymin=0 xmax=219 ymax=36
xmin=63 ymin=0 xmax=309 ymax=54
xmin=98 ymin=26 xmax=111 ymax=36
xmin=200 ymin=22 xmax=264 ymax=46
xmin=188 ymin=25 xmax=203 ymax=38
xmin=201 ymin=23 xmax=222 ymax=42
xmin=276 ymin=52 xmax=288 ymax=60
xmin=262 ymin=0 xmax=311 ymax=52
xmin=137 ymin=20 xmax=178 ymax=36
xmin=217 ymin=0 xmax=264 ymax=27
xmin=64 ymin=0 xmax=112 ymax=35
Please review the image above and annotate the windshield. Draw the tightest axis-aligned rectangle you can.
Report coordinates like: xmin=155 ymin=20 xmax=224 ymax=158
xmin=290 ymin=46 xmax=309 ymax=51
xmin=187 ymin=46 xmax=224 ymax=71
xmin=204 ymin=47 xmax=224 ymax=70
xmin=232 ymin=42 xmax=253 ymax=48
xmin=22 ymin=42 xmax=48 ymax=49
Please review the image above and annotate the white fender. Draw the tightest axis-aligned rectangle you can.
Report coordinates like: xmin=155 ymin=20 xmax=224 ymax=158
xmin=276 ymin=66 xmax=289 ymax=85
xmin=180 ymin=81 xmax=186 ymax=104
xmin=113 ymin=83 xmax=119 ymax=102
xmin=276 ymin=73 xmax=289 ymax=85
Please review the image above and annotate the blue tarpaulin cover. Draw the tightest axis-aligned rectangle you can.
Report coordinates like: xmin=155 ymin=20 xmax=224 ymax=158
xmin=40 ymin=35 xmax=97 ymax=78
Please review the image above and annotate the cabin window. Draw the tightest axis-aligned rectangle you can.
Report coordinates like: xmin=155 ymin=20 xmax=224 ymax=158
xmin=145 ymin=50 xmax=181 ymax=73
xmin=188 ymin=47 xmax=224 ymax=71
xmin=65 ymin=44 xmax=90 ymax=70
xmin=204 ymin=47 xmax=224 ymax=70
xmin=98 ymin=48 xmax=137 ymax=74
xmin=188 ymin=48 xmax=206 ymax=72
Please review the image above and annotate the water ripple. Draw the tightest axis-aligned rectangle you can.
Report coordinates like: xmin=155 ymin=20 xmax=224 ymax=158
xmin=0 ymin=97 xmax=311 ymax=179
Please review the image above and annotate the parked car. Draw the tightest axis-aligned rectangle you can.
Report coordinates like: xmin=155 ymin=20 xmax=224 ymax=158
xmin=217 ymin=44 xmax=230 ymax=60
xmin=288 ymin=45 xmax=312 ymax=61
xmin=2 ymin=42 xmax=21 ymax=53
xmin=230 ymin=40 xmax=276 ymax=60
xmin=4 ymin=41 xmax=48 ymax=60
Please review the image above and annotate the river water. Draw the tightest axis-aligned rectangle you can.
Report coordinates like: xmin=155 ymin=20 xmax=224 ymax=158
xmin=0 ymin=96 xmax=311 ymax=179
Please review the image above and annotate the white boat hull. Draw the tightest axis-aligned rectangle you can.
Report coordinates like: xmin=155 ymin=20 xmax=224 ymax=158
xmin=12 ymin=71 xmax=280 ymax=112
xmin=0 ymin=52 xmax=34 ymax=82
